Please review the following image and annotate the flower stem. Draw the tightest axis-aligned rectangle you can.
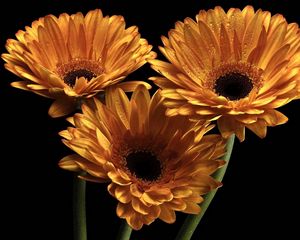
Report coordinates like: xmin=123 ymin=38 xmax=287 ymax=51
xmin=116 ymin=220 xmax=132 ymax=240
xmin=175 ymin=134 xmax=235 ymax=240
xmin=73 ymin=174 xmax=87 ymax=240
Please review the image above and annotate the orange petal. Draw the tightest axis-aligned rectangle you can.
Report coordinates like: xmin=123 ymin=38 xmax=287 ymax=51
xmin=79 ymin=174 xmax=108 ymax=183
xmin=48 ymin=97 xmax=76 ymax=118
xmin=182 ymin=202 xmax=201 ymax=214
xmin=147 ymin=205 xmax=161 ymax=219
xmin=128 ymin=212 xmax=143 ymax=230
xmin=159 ymin=205 xmax=176 ymax=224
xmin=132 ymin=197 xmax=150 ymax=215
xmin=105 ymin=87 xmax=130 ymax=129
xmin=129 ymin=100 xmax=140 ymax=136
xmin=130 ymin=183 xmax=143 ymax=198
xmin=59 ymin=129 xmax=73 ymax=140
xmin=246 ymin=120 xmax=267 ymax=138
xmin=108 ymin=171 xmax=131 ymax=186
xmin=59 ymin=154 xmax=81 ymax=171
xmin=166 ymin=199 xmax=187 ymax=211
xmin=44 ymin=15 xmax=68 ymax=63
xmin=11 ymin=81 xmax=30 ymax=90
xmin=261 ymin=110 xmax=288 ymax=126
xmin=108 ymin=184 xmax=132 ymax=204
xmin=242 ymin=9 xmax=263 ymax=59
xmin=217 ymin=117 xmax=234 ymax=138
xmin=195 ymin=160 xmax=226 ymax=175
xmin=116 ymin=81 xmax=152 ymax=92
xmin=172 ymin=187 xmax=193 ymax=198
xmin=96 ymin=128 xmax=111 ymax=151
xmin=116 ymin=202 xmax=133 ymax=218
xmin=220 ymin=24 xmax=232 ymax=62
xmin=143 ymin=188 xmax=173 ymax=205
xmin=218 ymin=116 xmax=245 ymax=141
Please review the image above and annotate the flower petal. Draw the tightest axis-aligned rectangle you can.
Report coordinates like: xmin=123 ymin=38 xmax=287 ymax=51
xmin=182 ymin=202 xmax=201 ymax=214
xmin=159 ymin=205 xmax=176 ymax=224
xmin=59 ymin=154 xmax=81 ymax=171
xmin=48 ymin=97 xmax=76 ymax=118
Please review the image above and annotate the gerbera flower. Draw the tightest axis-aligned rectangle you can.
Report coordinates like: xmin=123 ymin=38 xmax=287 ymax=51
xmin=59 ymin=85 xmax=226 ymax=230
xmin=2 ymin=9 xmax=155 ymax=117
xmin=150 ymin=6 xmax=300 ymax=141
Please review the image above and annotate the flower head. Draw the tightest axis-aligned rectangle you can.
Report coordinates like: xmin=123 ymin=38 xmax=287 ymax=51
xmin=2 ymin=9 xmax=156 ymax=117
xmin=150 ymin=6 xmax=300 ymax=141
xmin=59 ymin=85 xmax=226 ymax=230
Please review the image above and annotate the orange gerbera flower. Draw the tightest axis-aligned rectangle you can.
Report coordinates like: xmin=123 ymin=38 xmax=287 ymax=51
xmin=2 ymin=9 xmax=155 ymax=117
xmin=150 ymin=6 xmax=300 ymax=141
xmin=59 ymin=85 xmax=226 ymax=230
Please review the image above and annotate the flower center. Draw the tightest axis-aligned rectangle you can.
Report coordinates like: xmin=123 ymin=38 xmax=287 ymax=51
xmin=125 ymin=150 xmax=162 ymax=181
xmin=56 ymin=59 xmax=104 ymax=88
xmin=63 ymin=69 xmax=97 ymax=87
xmin=206 ymin=63 xmax=263 ymax=101
xmin=214 ymin=72 xmax=253 ymax=100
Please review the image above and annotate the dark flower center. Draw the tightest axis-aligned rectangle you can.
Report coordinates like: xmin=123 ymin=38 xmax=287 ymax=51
xmin=63 ymin=69 xmax=96 ymax=87
xmin=214 ymin=72 xmax=253 ymax=100
xmin=126 ymin=150 xmax=162 ymax=181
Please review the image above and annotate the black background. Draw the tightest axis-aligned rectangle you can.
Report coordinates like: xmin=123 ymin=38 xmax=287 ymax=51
xmin=1 ymin=0 xmax=299 ymax=239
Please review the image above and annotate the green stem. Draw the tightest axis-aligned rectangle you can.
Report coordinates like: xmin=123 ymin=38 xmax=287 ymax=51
xmin=116 ymin=220 xmax=132 ymax=240
xmin=73 ymin=174 xmax=87 ymax=240
xmin=175 ymin=134 xmax=235 ymax=240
